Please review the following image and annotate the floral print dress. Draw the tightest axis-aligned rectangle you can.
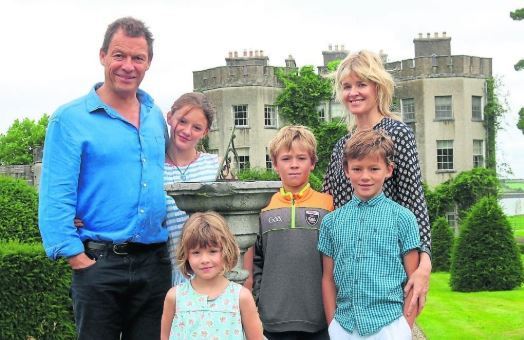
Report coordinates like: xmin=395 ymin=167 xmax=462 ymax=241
xmin=170 ymin=280 xmax=244 ymax=339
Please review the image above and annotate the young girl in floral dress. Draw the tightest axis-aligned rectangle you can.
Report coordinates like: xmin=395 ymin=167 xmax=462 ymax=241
xmin=160 ymin=211 xmax=263 ymax=340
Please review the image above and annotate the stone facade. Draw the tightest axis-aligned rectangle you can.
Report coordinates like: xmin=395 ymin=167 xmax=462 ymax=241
xmin=193 ymin=50 xmax=295 ymax=171
xmin=0 ymin=147 xmax=42 ymax=188
xmin=387 ymin=33 xmax=491 ymax=187
xmin=193 ymin=34 xmax=491 ymax=187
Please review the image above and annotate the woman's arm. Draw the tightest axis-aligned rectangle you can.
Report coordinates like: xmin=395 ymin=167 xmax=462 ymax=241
xmin=404 ymin=252 xmax=431 ymax=316
xmin=390 ymin=124 xmax=432 ymax=314
xmin=160 ymin=288 xmax=176 ymax=340
xmin=239 ymin=287 xmax=264 ymax=340
xmin=403 ymin=250 xmax=420 ymax=328
xmin=322 ymin=255 xmax=337 ymax=325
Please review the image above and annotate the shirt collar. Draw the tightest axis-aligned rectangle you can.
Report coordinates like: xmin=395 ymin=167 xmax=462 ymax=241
xmin=279 ymin=183 xmax=311 ymax=202
xmin=352 ymin=191 xmax=386 ymax=207
xmin=85 ymin=83 xmax=154 ymax=115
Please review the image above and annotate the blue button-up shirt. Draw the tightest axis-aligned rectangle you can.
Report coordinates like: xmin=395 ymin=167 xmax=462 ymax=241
xmin=38 ymin=84 xmax=167 ymax=260
xmin=318 ymin=192 xmax=420 ymax=336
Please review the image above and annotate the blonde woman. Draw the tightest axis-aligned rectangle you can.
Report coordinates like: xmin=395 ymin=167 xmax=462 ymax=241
xmin=322 ymin=50 xmax=431 ymax=317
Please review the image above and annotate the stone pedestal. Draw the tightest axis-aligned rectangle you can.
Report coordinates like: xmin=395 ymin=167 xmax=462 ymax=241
xmin=165 ymin=180 xmax=281 ymax=283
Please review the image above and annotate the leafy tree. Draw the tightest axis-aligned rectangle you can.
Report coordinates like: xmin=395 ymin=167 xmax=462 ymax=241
xmin=450 ymin=167 xmax=499 ymax=219
xmin=510 ymin=8 xmax=524 ymax=71
xmin=0 ymin=176 xmax=40 ymax=243
xmin=312 ymin=119 xmax=347 ymax=176
xmin=483 ymin=78 xmax=505 ymax=169
xmin=517 ymin=108 xmax=524 ymax=135
xmin=275 ymin=66 xmax=332 ymax=127
xmin=510 ymin=8 xmax=524 ymax=134
xmin=450 ymin=197 xmax=523 ymax=291
xmin=0 ymin=115 xmax=49 ymax=165
xmin=431 ymin=217 xmax=454 ymax=272
xmin=327 ymin=59 xmax=341 ymax=72
xmin=236 ymin=167 xmax=323 ymax=191
xmin=423 ymin=181 xmax=453 ymax=223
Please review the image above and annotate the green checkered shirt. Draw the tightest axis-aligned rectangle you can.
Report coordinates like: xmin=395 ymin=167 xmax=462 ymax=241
xmin=318 ymin=192 xmax=420 ymax=336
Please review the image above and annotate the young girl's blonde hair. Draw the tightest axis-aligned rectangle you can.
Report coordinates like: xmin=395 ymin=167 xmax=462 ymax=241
xmin=176 ymin=211 xmax=239 ymax=277
xmin=334 ymin=50 xmax=395 ymax=119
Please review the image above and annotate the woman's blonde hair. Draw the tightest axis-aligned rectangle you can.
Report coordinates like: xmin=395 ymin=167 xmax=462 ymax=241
xmin=334 ymin=50 xmax=395 ymax=118
xmin=176 ymin=211 xmax=239 ymax=277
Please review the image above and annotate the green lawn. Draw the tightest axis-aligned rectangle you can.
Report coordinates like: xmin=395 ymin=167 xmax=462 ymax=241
xmin=501 ymin=180 xmax=524 ymax=192
xmin=508 ymin=215 xmax=524 ymax=239
xmin=417 ymin=272 xmax=524 ymax=339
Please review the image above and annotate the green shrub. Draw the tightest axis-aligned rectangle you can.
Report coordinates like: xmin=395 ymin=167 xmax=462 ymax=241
xmin=450 ymin=197 xmax=523 ymax=291
xmin=431 ymin=217 xmax=454 ymax=272
xmin=423 ymin=181 xmax=453 ymax=224
xmin=450 ymin=168 xmax=499 ymax=219
xmin=312 ymin=120 xmax=348 ymax=176
xmin=236 ymin=168 xmax=280 ymax=181
xmin=0 ymin=242 xmax=75 ymax=339
xmin=236 ymin=167 xmax=323 ymax=191
xmin=0 ymin=176 xmax=40 ymax=243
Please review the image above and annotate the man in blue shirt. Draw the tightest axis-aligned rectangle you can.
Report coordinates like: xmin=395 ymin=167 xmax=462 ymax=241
xmin=38 ymin=17 xmax=170 ymax=340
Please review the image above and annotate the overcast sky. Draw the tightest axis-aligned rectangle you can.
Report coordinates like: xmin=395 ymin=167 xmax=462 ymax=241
xmin=1 ymin=0 xmax=523 ymax=178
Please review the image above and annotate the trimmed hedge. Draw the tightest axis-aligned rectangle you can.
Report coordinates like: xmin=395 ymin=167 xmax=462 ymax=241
xmin=236 ymin=167 xmax=323 ymax=192
xmin=431 ymin=217 xmax=454 ymax=272
xmin=0 ymin=176 xmax=40 ymax=243
xmin=0 ymin=242 xmax=75 ymax=339
xmin=450 ymin=197 xmax=523 ymax=291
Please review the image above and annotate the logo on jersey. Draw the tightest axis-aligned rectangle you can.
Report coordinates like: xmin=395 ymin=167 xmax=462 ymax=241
xmin=268 ymin=215 xmax=283 ymax=224
xmin=305 ymin=210 xmax=320 ymax=226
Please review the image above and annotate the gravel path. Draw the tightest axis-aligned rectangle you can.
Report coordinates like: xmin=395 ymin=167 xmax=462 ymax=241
xmin=413 ymin=324 xmax=427 ymax=339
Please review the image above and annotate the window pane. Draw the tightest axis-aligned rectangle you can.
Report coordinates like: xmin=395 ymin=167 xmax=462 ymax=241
xmin=265 ymin=154 xmax=272 ymax=170
xmin=402 ymin=98 xmax=415 ymax=122
xmin=473 ymin=139 xmax=484 ymax=168
xmin=238 ymin=155 xmax=250 ymax=170
xmin=233 ymin=105 xmax=248 ymax=127
xmin=435 ymin=96 xmax=452 ymax=120
xmin=472 ymin=96 xmax=482 ymax=120
xmin=264 ymin=105 xmax=276 ymax=127
xmin=437 ymin=140 xmax=454 ymax=170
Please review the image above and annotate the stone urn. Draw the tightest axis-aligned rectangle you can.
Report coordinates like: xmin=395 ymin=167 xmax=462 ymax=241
xmin=165 ymin=180 xmax=281 ymax=284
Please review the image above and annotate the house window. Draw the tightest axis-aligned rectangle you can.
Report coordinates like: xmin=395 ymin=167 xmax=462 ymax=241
xmin=435 ymin=96 xmax=453 ymax=120
xmin=238 ymin=155 xmax=250 ymax=170
xmin=472 ymin=96 xmax=483 ymax=120
xmin=446 ymin=211 xmax=458 ymax=233
xmin=473 ymin=140 xmax=484 ymax=168
xmin=265 ymin=154 xmax=272 ymax=170
xmin=264 ymin=105 xmax=277 ymax=128
xmin=401 ymin=98 xmax=415 ymax=122
xmin=233 ymin=105 xmax=248 ymax=127
xmin=318 ymin=108 xmax=326 ymax=121
xmin=437 ymin=140 xmax=454 ymax=170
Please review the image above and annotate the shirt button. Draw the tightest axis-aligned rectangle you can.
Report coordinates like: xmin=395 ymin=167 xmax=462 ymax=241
xmin=143 ymin=182 xmax=147 ymax=187
xmin=142 ymin=158 xmax=147 ymax=163
xmin=140 ymin=209 xmax=145 ymax=214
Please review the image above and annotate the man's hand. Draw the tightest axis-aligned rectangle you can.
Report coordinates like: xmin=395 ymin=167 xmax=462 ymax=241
xmin=67 ymin=253 xmax=96 ymax=270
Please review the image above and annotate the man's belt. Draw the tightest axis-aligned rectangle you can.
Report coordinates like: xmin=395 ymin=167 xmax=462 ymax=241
xmin=84 ymin=240 xmax=165 ymax=255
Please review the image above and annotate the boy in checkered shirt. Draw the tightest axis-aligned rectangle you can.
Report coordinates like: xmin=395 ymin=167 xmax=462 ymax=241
xmin=318 ymin=129 xmax=420 ymax=339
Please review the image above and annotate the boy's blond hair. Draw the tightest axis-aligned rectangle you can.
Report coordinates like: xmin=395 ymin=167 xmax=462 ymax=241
xmin=343 ymin=129 xmax=395 ymax=171
xmin=268 ymin=125 xmax=317 ymax=164
xmin=176 ymin=211 xmax=239 ymax=277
